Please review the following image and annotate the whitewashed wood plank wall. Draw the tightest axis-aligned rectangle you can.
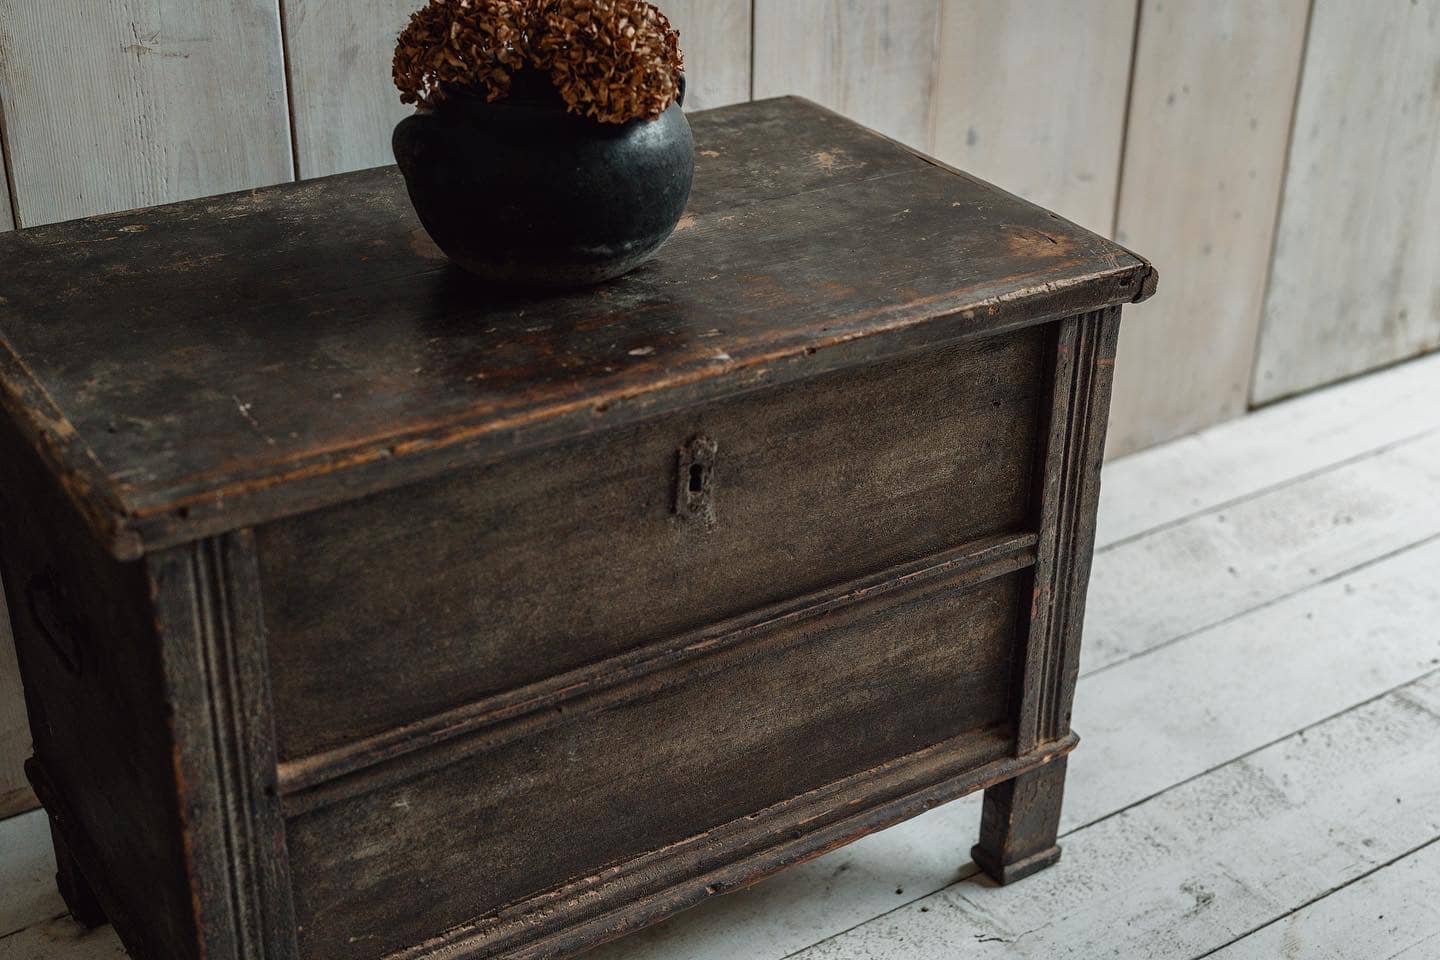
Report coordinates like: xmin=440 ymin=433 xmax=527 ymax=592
xmin=1253 ymin=0 xmax=1440 ymax=403
xmin=0 ymin=0 xmax=1437 ymax=820
xmin=1107 ymin=0 xmax=1308 ymax=455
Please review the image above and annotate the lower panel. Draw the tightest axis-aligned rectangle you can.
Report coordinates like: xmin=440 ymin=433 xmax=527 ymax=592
xmin=285 ymin=568 xmax=1027 ymax=960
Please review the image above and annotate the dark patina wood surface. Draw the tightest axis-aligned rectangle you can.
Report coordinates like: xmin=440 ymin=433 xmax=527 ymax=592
xmin=0 ymin=97 xmax=1155 ymax=960
xmin=0 ymin=97 xmax=1152 ymax=561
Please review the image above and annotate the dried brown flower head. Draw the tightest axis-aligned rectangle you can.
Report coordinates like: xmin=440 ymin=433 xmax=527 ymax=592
xmin=392 ymin=0 xmax=684 ymax=124
xmin=393 ymin=0 xmax=531 ymax=107
xmin=531 ymin=0 xmax=683 ymax=124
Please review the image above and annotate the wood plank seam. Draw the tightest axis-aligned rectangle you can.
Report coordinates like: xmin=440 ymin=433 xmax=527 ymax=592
xmin=278 ymin=534 xmax=1039 ymax=812
xmin=1189 ymin=833 xmax=1440 ymax=960
xmin=0 ymin=89 xmax=18 ymax=228
xmin=1084 ymin=528 xmax=1440 ymax=683
xmin=1108 ymin=0 xmax=1145 ymax=240
xmin=786 ymin=664 xmax=1440 ymax=960
xmin=275 ymin=0 xmax=304 ymax=184
xmin=1073 ymin=662 xmax=1440 ymax=838
xmin=1098 ymin=422 xmax=1440 ymax=555
xmin=380 ymin=734 xmax=1076 ymax=960
xmin=1246 ymin=0 xmax=1318 ymax=413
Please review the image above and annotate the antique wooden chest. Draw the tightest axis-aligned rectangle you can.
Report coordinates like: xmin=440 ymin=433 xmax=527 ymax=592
xmin=0 ymin=98 xmax=1155 ymax=960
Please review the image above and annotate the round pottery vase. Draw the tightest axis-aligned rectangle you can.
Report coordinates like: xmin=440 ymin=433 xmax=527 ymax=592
xmin=393 ymin=74 xmax=695 ymax=287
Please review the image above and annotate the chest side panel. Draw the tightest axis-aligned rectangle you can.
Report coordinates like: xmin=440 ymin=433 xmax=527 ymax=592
xmin=258 ymin=326 xmax=1046 ymax=762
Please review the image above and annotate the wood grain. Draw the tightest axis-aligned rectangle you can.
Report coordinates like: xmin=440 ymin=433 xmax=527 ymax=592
xmin=930 ymin=0 xmax=1135 ymax=234
xmin=582 ymin=508 xmax=1440 ymax=960
xmin=1071 ymin=536 xmax=1440 ymax=829
xmin=1108 ymin=0 xmax=1308 ymax=455
xmin=752 ymin=1 xmax=943 ymax=150
xmin=656 ymin=0 xmax=752 ymax=110
xmin=259 ymin=332 xmax=1043 ymax=761
xmin=281 ymin=0 xmax=416 ymax=179
xmin=0 ymin=0 xmax=293 ymax=227
xmin=797 ymin=669 xmax=1440 ymax=959
xmin=0 ymin=99 xmax=1151 ymax=561
xmin=1209 ymin=839 xmax=1440 ymax=959
xmin=1085 ymin=427 xmax=1440 ymax=675
xmin=1097 ymin=350 xmax=1440 ymax=548
xmin=1252 ymin=0 xmax=1440 ymax=404
xmin=7 ymin=359 xmax=1440 ymax=957
xmin=286 ymin=573 xmax=1023 ymax=960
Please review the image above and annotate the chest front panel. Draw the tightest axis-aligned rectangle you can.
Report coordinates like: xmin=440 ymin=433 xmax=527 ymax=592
xmin=258 ymin=326 xmax=1047 ymax=763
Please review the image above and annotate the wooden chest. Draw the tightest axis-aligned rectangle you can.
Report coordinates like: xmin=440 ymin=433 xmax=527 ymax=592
xmin=0 ymin=98 xmax=1155 ymax=960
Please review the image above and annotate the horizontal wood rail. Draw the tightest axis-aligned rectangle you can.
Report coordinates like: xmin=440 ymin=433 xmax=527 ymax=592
xmin=385 ymin=730 xmax=1077 ymax=960
xmin=277 ymin=532 xmax=1039 ymax=813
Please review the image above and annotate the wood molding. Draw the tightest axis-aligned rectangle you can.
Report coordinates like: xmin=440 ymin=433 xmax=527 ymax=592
xmin=152 ymin=532 xmax=298 ymax=960
xmin=386 ymin=731 xmax=1075 ymax=960
xmin=1019 ymin=308 xmax=1121 ymax=752
xmin=279 ymin=533 xmax=1039 ymax=813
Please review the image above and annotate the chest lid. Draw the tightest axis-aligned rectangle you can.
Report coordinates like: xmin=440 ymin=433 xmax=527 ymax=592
xmin=0 ymin=97 xmax=1155 ymax=561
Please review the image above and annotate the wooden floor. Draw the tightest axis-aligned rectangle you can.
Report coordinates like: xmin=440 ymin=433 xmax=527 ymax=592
xmin=2 ymin=352 xmax=1439 ymax=960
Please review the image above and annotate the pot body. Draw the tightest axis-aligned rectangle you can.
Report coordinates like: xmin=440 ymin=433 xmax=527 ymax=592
xmin=394 ymin=88 xmax=695 ymax=287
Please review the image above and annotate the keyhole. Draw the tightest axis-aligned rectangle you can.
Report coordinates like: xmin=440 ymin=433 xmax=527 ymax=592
xmin=689 ymin=463 xmax=706 ymax=493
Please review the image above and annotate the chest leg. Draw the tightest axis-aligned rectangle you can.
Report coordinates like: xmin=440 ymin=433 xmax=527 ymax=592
xmin=971 ymin=756 xmax=1067 ymax=885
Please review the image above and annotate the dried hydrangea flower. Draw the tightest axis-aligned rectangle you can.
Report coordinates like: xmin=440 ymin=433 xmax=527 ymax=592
xmin=530 ymin=0 xmax=684 ymax=124
xmin=392 ymin=0 xmax=684 ymax=124
xmin=393 ymin=0 xmax=532 ymax=108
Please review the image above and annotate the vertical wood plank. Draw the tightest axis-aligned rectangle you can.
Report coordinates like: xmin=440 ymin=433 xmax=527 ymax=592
xmin=282 ymin=0 xmax=416 ymax=179
xmin=931 ymin=0 xmax=1135 ymax=234
xmin=753 ymin=0 xmax=943 ymax=150
xmin=0 ymin=0 xmax=293 ymax=227
xmin=1106 ymin=0 xmax=1308 ymax=456
xmin=1252 ymin=0 xmax=1440 ymax=404
xmin=657 ymin=0 xmax=752 ymax=111
xmin=283 ymin=0 xmax=752 ymax=180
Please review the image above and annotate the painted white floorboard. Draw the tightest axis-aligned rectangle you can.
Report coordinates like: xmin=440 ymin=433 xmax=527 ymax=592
xmin=0 ymin=810 xmax=63 ymax=938
xmin=1096 ymin=350 xmax=1440 ymax=549
xmin=1067 ymin=538 xmax=1440 ymax=829
xmin=1082 ymin=429 xmax=1440 ymax=675
xmin=582 ymin=540 xmax=1440 ymax=960
xmin=1209 ymin=838 xmax=1440 ymax=960
xmin=0 ymin=917 xmax=127 ymax=960
xmin=796 ymin=672 xmax=1440 ymax=960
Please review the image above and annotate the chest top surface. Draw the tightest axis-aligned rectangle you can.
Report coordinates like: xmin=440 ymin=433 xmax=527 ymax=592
xmin=0 ymin=97 xmax=1154 ymax=561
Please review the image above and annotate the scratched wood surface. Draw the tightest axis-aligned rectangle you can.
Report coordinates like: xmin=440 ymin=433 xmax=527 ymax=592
xmin=1107 ymin=0 xmax=1309 ymax=456
xmin=281 ymin=0 xmax=751 ymax=180
xmin=1252 ymin=0 xmax=1440 ymax=404
xmin=0 ymin=0 xmax=293 ymax=227
xmin=0 ymin=97 xmax=1150 ymax=561
xmin=930 ymin=0 xmax=1135 ymax=235
xmin=4 ymin=353 xmax=1437 ymax=960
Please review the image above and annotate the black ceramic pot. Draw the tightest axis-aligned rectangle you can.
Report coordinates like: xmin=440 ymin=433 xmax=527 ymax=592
xmin=393 ymin=72 xmax=695 ymax=287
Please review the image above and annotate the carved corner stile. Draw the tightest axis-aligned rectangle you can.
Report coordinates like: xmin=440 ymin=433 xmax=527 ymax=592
xmin=1017 ymin=307 xmax=1122 ymax=754
xmin=151 ymin=531 xmax=299 ymax=960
